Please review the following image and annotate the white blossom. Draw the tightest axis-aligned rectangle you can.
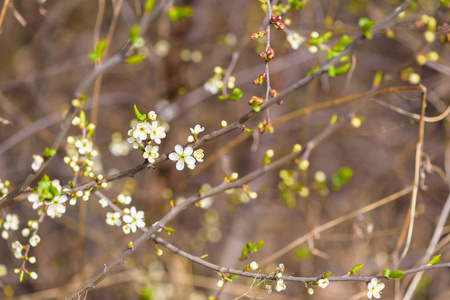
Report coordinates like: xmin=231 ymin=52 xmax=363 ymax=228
xmin=3 ymin=214 xmax=19 ymax=231
xmin=31 ymin=155 xmax=44 ymax=171
xmin=169 ymin=145 xmax=196 ymax=170
xmin=275 ymin=279 xmax=286 ymax=292
xmin=46 ymin=195 xmax=68 ymax=219
xmin=75 ymin=138 xmax=93 ymax=155
xmin=367 ymin=278 xmax=385 ymax=299
xmin=133 ymin=122 xmax=152 ymax=142
xmin=287 ymin=32 xmax=305 ymax=50
xmin=106 ymin=212 xmax=122 ymax=226
xmin=318 ymin=278 xmax=329 ymax=289
xmin=190 ymin=124 xmax=204 ymax=135
xmin=143 ymin=145 xmax=159 ymax=163
xmin=149 ymin=121 xmax=166 ymax=144
xmin=122 ymin=206 xmax=145 ymax=233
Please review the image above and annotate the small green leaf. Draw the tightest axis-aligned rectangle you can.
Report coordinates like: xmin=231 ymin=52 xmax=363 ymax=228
xmin=79 ymin=110 xmax=86 ymax=127
xmin=426 ymin=254 xmax=441 ymax=266
xmin=288 ymin=0 xmax=307 ymax=9
xmin=251 ymin=100 xmax=261 ymax=112
xmin=133 ymin=105 xmax=147 ymax=122
xmin=359 ymin=17 xmax=376 ymax=39
xmin=200 ymin=254 xmax=208 ymax=259
xmin=218 ymin=95 xmax=227 ymax=100
xmin=167 ymin=6 xmax=193 ymax=21
xmin=372 ymin=71 xmax=383 ymax=87
xmin=334 ymin=63 xmax=351 ymax=75
xmin=322 ymin=271 xmax=331 ymax=278
xmin=43 ymin=147 xmax=56 ymax=157
xmin=68 ymin=180 xmax=74 ymax=188
xmin=224 ymin=276 xmax=233 ymax=283
xmin=348 ymin=263 xmax=363 ymax=275
xmin=292 ymin=245 xmax=312 ymax=260
xmin=327 ymin=65 xmax=336 ymax=77
xmin=144 ymin=0 xmax=155 ymax=13
xmin=164 ymin=227 xmax=176 ymax=235
xmin=95 ymin=39 xmax=107 ymax=58
xmin=382 ymin=269 xmax=391 ymax=277
xmin=306 ymin=66 xmax=319 ymax=76
xmin=129 ymin=24 xmax=140 ymax=42
xmin=245 ymin=128 xmax=254 ymax=133
xmin=88 ymin=52 xmax=98 ymax=62
xmin=125 ymin=54 xmax=146 ymax=65
xmin=229 ymin=88 xmax=243 ymax=102
xmin=389 ymin=270 xmax=404 ymax=279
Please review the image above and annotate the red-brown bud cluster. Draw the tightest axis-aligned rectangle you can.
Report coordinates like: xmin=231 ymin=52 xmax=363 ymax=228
xmin=270 ymin=13 xmax=285 ymax=30
xmin=259 ymin=47 xmax=275 ymax=61
xmin=253 ymin=73 xmax=266 ymax=85
xmin=250 ymin=30 xmax=267 ymax=40
xmin=269 ymin=88 xmax=283 ymax=104
xmin=258 ymin=119 xmax=274 ymax=134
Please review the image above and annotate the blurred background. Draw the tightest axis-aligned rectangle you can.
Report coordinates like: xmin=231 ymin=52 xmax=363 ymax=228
xmin=0 ymin=0 xmax=449 ymax=299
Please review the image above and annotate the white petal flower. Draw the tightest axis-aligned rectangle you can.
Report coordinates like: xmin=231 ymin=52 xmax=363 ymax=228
xmin=75 ymin=138 xmax=93 ymax=155
xmin=367 ymin=278 xmax=385 ymax=299
xmin=106 ymin=212 xmax=122 ymax=226
xmin=190 ymin=124 xmax=205 ymax=135
xmin=149 ymin=121 xmax=166 ymax=144
xmin=122 ymin=206 xmax=145 ymax=233
xmin=318 ymin=278 xmax=329 ymax=289
xmin=12 ymin=241 xmax=23 ymax=259
xmin=169 ymin=145 xmax=196 ymax=171
xmin=31 ymin=155 xmax=44 ymax=171
xmin=287 ymin=32 xmax=305 ymax=50
xmin=249 ymin=261 xmax=258 ymax=270
xmin=117 ymin=194 xmax=132 ymax=205
xmin=28 ymin=193 xmax=43 ymax=210
xmin=143 ymin=145 xmax=160 ymax=163
xmin=3 ymin=214 xmax=19 ymax=231
xmin=204 ymin=76 xmax=222 ymax=94
xmin=133 ymin=122 xmax=151 ymax=142
xmin=275 ymin=279 xmax=286 ymax=292
xmin=46 ymin=195 xmax=68 ymax=219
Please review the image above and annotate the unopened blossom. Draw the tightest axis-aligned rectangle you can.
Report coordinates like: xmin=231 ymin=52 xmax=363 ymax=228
xmin=275 ymin=279 xmax=286 ymax=292
xmin=143 ymin=145 xmax=159 ymax=163
xmin=193 ymin=149 xmax=204 ymax=162
xmin=117 ymin=194 xmax=132 ymax=205
xmin=46 ymin=195 xmax=68 ymax=218
xmin=250 ymin=261 xmax=259 ymax=270
xmin=307 ymin=288 xmax=314 ymax=295
xmin=3 ymin=214 xmax=19 ymax=231
xmin=0 ymin=264 xmax=6 ymax=277
xmin=106 ymin=212 xmax=122 ymax=226
xmin=75 ymin=138 xmax=93 ymax=155
xmin=204 ymin=76 xmax=223 ymax=94
xmin=169 ymin=145 xmax=196 ymax=170
xmin=149 ymin=121 xmax=166 ymax=144
xmin=367 ymin=278 xmax=385 ymax=299
xmin=12 ymin=241 xmax=23 ymax=259
xmin=318 ymin=278 xmax=329 ymax=289
xmin=29 ymin=234 xmax=41 ymax=247
xmin=122 ymin=206 xmax=145 ymax=233
xmin=148 ymin=111 xmax=157 ymax=121
xmin=133 ymin=122 xmax=152 ymax=142
xmin=31 ymin=155 xmax=44 ymax=171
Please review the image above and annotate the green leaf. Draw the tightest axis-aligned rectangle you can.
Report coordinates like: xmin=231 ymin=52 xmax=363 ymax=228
xmin=95 ymin=39 xmax=107 ymax=58
xmin=164 ymin=227 xmax=176 ymax=235
xmin=167 ymin=6 xmax=193 ymax=21
xmin=88 ymin=52 xmax=98 ymax=62
xmin=382 ymin=269 xmax=391 ymax=277
xmin=306 ymin=66 xmax=319 ymax=76
xmin=322 ymin=271 xmax=331 ymax=278
xmin=334 ymin=63 xmax=351 ymax=75
xmin=144 ymin=0 xmax=155 ymax=13
xmin=251 ymin=100 xmax=261 ymax=112
xmin=218 ymin=95 xmax=227 ymax=100
xmin=388 ymin=270 xmax=404 ymax=279
xmin=79 ymin=110 xmax=86 ymax=127
xmin=358 ymin=17 xmax=376 ymax=39
xmin=43 ymin=147 xmax=56 ymax=157
xmin=327 ymin=65 xmax=336 ymax=77
xmin=348 ymin=263 xmax=363 ymax=275
xmin=129 ymin=24 xmax=140 ymax=42
xmin=132 ymin=37 xmax=145 ymax=48
xmin=372 ymin=71 xmax=383 ymax=87
xmin=426 ymin=254 xmax=441 ymax=265
xmin=68 ymin=180 xmax=74 ymax=188
xmin=133 ymin=105 xmax=147 ymax=122
xmin=288 ymin=0 xmax=307 ymax=9
xmin=229 ymin=88 xmax=243 ymax=102
xmin=125 ymin=54 xmax=146 ymax=65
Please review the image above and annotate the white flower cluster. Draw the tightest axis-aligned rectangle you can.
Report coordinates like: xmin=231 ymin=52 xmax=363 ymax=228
xmin=64 ymin=113 xmax=99 ymax=177
xmin=1 ymin=214 xmax=19 ymax=239
xmin=28 ymin=179 xmax=68 ymax=219
xmin=127 ymin=111 xmax=166 ymax=164
xmin=275 ymin=263 xmax=286 ymax=292
xmin=105 ymin=206 xmax=146 ymax=234
xmin=286 ymin=32 xmax=305 ymax=50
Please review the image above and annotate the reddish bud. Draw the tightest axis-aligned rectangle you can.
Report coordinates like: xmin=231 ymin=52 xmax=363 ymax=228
xmin=250 ymin=30 xmax=267 ymax=40
xmin=253 ymin=73 xmax=266 ymax=85
xmin=249 ymin=96 xmax=265 ymax=106
xmin=270 ymin=13 xmax=285 ymax=30
xmin=260 ymin=47 xmax=275 ymax=61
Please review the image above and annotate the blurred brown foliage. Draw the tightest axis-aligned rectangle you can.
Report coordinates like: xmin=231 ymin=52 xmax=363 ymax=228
xmin=0 ymin=0 xmax=449 ymax=299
